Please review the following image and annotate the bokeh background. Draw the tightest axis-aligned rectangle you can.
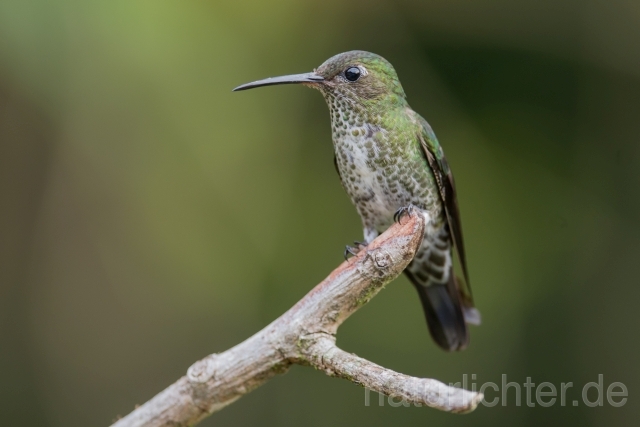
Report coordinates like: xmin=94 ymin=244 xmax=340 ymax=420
xmin=1 ymin=0 xmax=639 ymax=426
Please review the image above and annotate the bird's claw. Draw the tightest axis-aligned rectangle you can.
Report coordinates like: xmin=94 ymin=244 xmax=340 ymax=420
xmin=343 ymin=241 xmax=368 ymax=261
xmin=393 ymin=204 xmax=416 ymax=223
xmin=344 ymin=246 xmax=357 ymax=260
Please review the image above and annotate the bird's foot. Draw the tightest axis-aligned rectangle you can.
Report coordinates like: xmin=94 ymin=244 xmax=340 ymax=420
xmin=393 ymin=204 xmax=417 ymax=224
xmin=343 ymin=241 xmax=368 ymax=261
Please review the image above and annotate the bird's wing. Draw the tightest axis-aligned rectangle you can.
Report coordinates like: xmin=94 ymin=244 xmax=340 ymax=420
xmin=415 ymin=114 xmax=474 ymax=304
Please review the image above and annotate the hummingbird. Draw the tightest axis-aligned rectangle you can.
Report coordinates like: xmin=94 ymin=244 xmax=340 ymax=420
xmin=234 ymin=51 xmax=480 ymax=351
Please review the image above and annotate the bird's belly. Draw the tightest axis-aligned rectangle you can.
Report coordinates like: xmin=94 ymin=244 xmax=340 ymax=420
xmin=335 ymin=137 xmax=409 ymax=230
xmin=350 ymin=171 xmax=398 ymax=229
xmin=335 ymin=133 xmax=443 ymax=233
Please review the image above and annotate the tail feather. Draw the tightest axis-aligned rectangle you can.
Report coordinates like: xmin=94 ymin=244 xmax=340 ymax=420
xmin=463 ymin=305 xmax=482 ymax=326
xmin=406 ymin=270 xmax=470 ymax=351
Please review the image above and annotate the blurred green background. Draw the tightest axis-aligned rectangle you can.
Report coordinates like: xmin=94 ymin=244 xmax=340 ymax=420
xmin=1 ymin=0 xmax=638 ymax=426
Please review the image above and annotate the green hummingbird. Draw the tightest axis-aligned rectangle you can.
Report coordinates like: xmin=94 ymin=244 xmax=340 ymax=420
xmin=234 ymin=51 xmax=480 ymax=351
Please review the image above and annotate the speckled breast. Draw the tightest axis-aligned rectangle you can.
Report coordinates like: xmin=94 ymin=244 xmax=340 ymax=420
xmin=331 ymin=123 xmax=443 ymax=232
xmin=322 ymin=88 xmax=444 ymax=232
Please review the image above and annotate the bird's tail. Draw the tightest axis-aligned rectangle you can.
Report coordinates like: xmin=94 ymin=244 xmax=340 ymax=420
xmin=405 ymin=270 xmax=476 ymax=351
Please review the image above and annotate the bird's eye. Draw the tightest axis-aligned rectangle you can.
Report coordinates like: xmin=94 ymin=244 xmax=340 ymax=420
xmin=344 ymin=67 xmax=361 ymax=82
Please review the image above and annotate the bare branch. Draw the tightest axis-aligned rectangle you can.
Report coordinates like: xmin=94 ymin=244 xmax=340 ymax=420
xmin=111 ymin=213 xmax=483 ymax=427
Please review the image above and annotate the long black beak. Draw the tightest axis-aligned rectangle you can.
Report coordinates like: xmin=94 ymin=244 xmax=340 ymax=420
xmin=233 ymin=72 xmax=324 ymax=91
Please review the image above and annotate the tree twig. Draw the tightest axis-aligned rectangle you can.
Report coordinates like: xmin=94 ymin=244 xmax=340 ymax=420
xmin=111 ymin=212 xmax=483 ymax=427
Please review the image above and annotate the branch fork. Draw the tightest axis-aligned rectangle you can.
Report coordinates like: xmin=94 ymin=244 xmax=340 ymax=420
xmin=112 ymin=213 xmax=482 ymax=427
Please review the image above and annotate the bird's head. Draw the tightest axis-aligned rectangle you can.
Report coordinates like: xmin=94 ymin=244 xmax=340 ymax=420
xmin=234 ymin=51 xmax=407 ymax=110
